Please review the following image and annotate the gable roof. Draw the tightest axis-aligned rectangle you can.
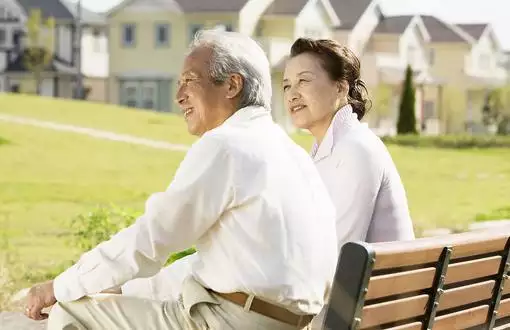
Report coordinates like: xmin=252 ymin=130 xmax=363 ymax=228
xmin=263 ymin=0 xmax=308 ymax=15
xmin=175 ymin=0 xmax=249 ymax=12
xmin=374 ymin=15 xmax=413 ymax=34
xmin=420 ymin=15 xmax=471 ymax=43
xmin=456 ymin=23 xmax=488 ymax=40
xmin=331 ymin=0 xmax=374 ymax=30
xmin=107 ymin=0 xmax=249 ymax=15
xmin=16 ymin=0 xmax=73 ymax=20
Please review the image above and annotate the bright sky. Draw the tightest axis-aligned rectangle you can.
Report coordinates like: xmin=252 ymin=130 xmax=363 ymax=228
xmin=79 ymin=0 xmax=510 ymax=50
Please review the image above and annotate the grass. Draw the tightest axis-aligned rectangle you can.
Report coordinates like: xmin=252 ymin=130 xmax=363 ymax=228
xmin=1 ymin=94 xmax=509 ymax=307
xmin=0 ymin=93 xmax=197 ymax=145
xmin=0 ymin=121 xmax=186 ymax=299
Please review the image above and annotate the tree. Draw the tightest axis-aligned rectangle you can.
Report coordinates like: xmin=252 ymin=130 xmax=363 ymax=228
xmin=396 ymin=65 xmax=418 ymax=134
xmin=23 ymin=9 xmax=55 ymax=95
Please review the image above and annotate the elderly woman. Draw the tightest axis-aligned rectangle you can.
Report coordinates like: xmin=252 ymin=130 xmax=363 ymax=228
xmin=282 ymin=37 xmax=415 ymax=249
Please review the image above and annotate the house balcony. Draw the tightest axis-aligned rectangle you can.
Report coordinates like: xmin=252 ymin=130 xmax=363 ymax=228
xmin=256 ymin=37 xmax=293 ymax=70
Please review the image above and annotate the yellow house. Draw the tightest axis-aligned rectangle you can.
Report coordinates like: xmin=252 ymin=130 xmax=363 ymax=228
xmin=106 ymin=0 xmax=277 ymax=114
xmin=419 ymin=17 xmax=507 ymax=133
xmin=359 ymin=14 xmax=440 ymax=135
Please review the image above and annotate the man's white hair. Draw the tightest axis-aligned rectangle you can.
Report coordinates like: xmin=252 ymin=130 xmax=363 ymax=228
xmin=189 ymin=29 xmax=272 ymax=111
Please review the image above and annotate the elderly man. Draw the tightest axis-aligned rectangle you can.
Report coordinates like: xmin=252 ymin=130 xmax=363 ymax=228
xmin=25 ymin=30 xmax=338 ymax=329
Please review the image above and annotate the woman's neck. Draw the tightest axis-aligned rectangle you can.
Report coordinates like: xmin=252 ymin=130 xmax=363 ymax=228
xmin=310 ymin=113 xmax=335 ymax=146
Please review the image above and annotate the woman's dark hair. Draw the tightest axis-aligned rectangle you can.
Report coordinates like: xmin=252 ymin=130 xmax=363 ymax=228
xmin=289 ymin=38 xmax=372 ymax=120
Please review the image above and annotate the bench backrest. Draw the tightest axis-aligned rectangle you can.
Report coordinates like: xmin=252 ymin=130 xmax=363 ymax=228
xmin=323 ymin=226 xmax=510 ymax=330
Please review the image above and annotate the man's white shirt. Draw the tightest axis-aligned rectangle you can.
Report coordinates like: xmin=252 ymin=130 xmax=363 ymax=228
xmin=53 ymin=106 xmax=338 ymax=315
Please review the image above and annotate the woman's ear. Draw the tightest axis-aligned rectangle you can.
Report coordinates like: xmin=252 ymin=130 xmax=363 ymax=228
xmin=337 ymin=80 xmax=349 ymax=95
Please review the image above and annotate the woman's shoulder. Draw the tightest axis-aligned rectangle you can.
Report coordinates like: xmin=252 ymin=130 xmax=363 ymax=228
xmin=332 ymin=125 xmax=393 ymax=165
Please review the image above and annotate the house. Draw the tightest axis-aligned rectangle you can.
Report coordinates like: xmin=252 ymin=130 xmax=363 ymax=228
xmin=359 ymin=14 xmax=438 ymax=135
xmin=455 ymin=23 xmax=507 ymax=132
xmin=62 ymin=0 xmax=109 ymax=102
xmin=0 ymin=0 xmax=108 ymax=101
xmin=413 ymin=16 xmax=507 ymax=133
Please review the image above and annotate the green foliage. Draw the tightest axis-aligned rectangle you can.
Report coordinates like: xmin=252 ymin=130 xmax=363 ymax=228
xmin=23 ymin=9 xmax=55 ymax=94
xmin=475 ymin=206 xmax=510 ymax=222
xmin=68 ymin=205 xmax=196 ymax=265
xmin=397 ymin=65 xmax=417 ymax=134
xmin=69 ymin=205 xmax=140 ymax=252
xmin=381 ymin=134 xmax=510 ymax=149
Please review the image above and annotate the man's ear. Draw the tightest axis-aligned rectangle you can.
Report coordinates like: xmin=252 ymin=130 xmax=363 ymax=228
xmin=225 ymin=74 xmax=244 ymax=99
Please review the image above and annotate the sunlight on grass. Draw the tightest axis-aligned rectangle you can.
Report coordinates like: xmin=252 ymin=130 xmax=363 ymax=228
xmin=0 ymin=93 xmax=197 ymax=145
xmin=0 ymin=122 xmax=185 ymax=272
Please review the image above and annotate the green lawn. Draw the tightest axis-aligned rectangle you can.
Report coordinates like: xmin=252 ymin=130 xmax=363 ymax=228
xmin=0 ymin=95 xmax=509 ymax=297
xmin=0 ymin=93 xmax=197 ymax=145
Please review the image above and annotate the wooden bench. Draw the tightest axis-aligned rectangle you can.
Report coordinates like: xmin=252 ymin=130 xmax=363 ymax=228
xmin=321 ymin=226 xmax=510 ymax=330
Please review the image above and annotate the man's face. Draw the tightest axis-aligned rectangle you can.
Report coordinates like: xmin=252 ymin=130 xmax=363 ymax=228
xmin=175 ymin=47 xmax=229 ymax=136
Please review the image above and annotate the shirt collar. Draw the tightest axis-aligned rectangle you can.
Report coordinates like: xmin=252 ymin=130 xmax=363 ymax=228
xmin=310 ymin=104 xmax=359 ymax=161
xmin=222 ymin=105 xmax=271 ymax=126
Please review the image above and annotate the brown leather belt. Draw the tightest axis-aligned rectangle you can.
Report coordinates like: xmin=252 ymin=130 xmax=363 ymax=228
xmin=214 ymin=291 xmax=314 ymax=327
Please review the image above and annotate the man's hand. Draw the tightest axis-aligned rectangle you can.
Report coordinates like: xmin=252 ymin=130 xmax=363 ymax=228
xmin=24 ymin=280 xmax=57 ymax=320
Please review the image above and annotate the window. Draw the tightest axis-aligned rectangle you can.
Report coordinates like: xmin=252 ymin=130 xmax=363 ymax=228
xmin=155 ymin=23 xmax=170 ymax=47
xmin=92 ymin=27 xmax=102 ymax=52
xmin=123 ymin=83 xmax=138 ymax=107
xmin=12 ymin=30 xmax=22 ymax=48
xmin=122 ymin=23 xmax=136 ymax=47
xmin=0 ymin=29 xmax=5 ymax=45
xmin=189 ymin=24 xmax=203 ymax=42
xmin=213 ymin=24 xmax=233 ymax=32
xmin=141 ymin=82 xmax=158 ymax=109
xmin=429 ymin=48 xmax=435 ymax=65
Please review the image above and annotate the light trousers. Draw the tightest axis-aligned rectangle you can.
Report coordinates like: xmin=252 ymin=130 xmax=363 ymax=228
xmin=47 ymin=276 xmax=302 ymax=330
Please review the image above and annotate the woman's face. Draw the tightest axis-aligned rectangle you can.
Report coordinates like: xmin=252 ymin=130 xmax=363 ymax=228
xmin=283 ymin=53 xmax=346 ymax=131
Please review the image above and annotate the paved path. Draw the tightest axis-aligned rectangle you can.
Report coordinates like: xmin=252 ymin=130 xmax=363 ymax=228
xmin=0 ymin=113 xmax=190 ymax=152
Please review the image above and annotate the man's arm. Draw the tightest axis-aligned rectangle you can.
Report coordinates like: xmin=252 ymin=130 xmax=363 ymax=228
xmin=53 ymin=136 xmax=235 ymax=302
xmin=121 ymin=252 xmax=199 ymax=301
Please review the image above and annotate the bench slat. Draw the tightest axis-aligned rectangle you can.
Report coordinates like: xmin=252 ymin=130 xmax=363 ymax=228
xmin=372 ymin=229 xmax=509 ymax=270
xmin=387 ymin=322 xmax=423 ymax=330
xmin=360 ymin=295 xmax=429 ymax=328
xmin=432 ymin=304 xmax=490 ymax=329
xmin=498 ymin=298 xmax=510 ymax=319
xmin=366 ymin=267 xmax=436 ymax=300
xmin=445 ymin=256 xmax=502 ymax=285
xmin=438 ymin=280 xmax=495 ymax=311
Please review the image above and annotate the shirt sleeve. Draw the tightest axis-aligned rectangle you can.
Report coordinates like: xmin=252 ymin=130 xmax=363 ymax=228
xmin=121 ymin=252 xmax=199 ymax=301
xmin=53 ymin=135 xmax=235 ymax=302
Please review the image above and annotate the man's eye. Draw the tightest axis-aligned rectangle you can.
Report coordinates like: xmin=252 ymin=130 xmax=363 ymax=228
xmin=283 ymin=85 xmax=289 ymax=91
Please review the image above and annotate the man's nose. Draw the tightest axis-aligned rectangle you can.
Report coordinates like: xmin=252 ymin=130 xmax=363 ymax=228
xmin=175 ymin=86 xmax=187 ymax=105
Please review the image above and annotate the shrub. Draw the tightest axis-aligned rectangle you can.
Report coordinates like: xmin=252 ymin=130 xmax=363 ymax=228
xmin=397 ymin=65 xmax=417 ymax=134
xmin=69 ymin=205 xmax=195 ymax=265
xmin=381 ymin=134 xmax=510 ymax=149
